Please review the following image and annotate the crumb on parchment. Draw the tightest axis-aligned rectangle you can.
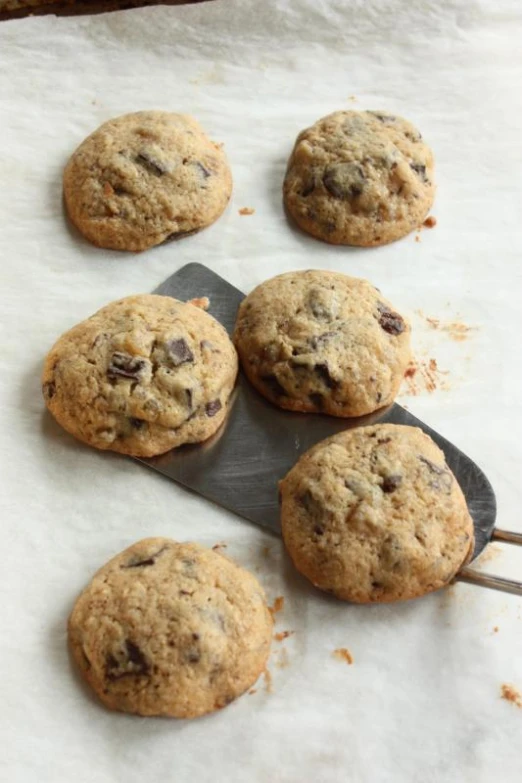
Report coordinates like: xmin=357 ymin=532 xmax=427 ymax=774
xmin=501 ymin=684 xmax=522 ymax=708
xmin=274 ymin=630 xmax=294 ymax=642
xmin=239 ymin=207 xmax=255 ymax=215
xmin=187 ymin=297 xmax=210 ymax=311
xmin=212 ymin=542 xmax=227 ymax=551
xmin=423 ymin=215 xmax=437 ymax=228
xmin=269 ymin=596 xmax=284 ymax=618
xmin=333 ymin=648 xmax=354 ymax=665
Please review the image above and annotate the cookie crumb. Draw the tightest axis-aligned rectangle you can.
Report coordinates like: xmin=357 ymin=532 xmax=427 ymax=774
xmin=333 ymin=648 xmax=354 ymax=665
xmin=423 ymin=215 xmax=437 ymax=228
xmin=274 ymin=630 xmax=294 ymax=642
xmin=415 ymin=234 xmax=421 ymax=243
xmin=404 ymin=364 xmax=417 ymax=379
xmin=347 ymin=95 xmax=357 ymax=102
xmin=187 ymin=297 xmax=210 ymax=311
xmin=239 ymin=207 xmax=255 ymax=216
xmin=423 ymin=313 xmax=477 ymax=342
xmin=248 ymin=688 xmax=257 ymax=695
xmin=493 ymin=626 xmax=499 ymax=633
xmin=263 ymin=668 xmax=273 ymax=693
xmin=212 ymin=542 xmax=227 ymax=551
xmin=501 ymin=684 xmax=522 ymax=708
xmin=269 ymin=596 xmax=284 ymax=617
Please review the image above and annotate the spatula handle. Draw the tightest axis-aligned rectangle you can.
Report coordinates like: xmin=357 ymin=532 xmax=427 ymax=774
xmin=455 ymin=527 xmax=522 ymax=596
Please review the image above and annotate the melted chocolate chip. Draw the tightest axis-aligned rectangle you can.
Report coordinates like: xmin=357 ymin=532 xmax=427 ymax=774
xmin=122 ymin=546 xmax=167 ymax=568
xmin=300 ymin=180 xmax=316 ymax=197
xmin=323 ymin=163 xmax=365 ymax=200
xmin=129 ymin=418 xmax=145 ymax=430
xmin=261 ymin=374 xmax=286 ymax=398
xmin=377 ymin=437 xmax=392 ymax=445
xmin=136 ymin=152 xmax=169 ymax=176
xmin=162 ymin=228 xmax=200 ymax=243
xmin=185 ymin=388 xmax=193 ymax=409
xmin=381 ymin=475 xmax=402 ymax=493
xmin=205 ymin=399 xmax=222 ymax=417
xmin=410 ymin=162 xmax=428 ymax=181
xmin=376 ymin=303 xmax=405 ymax=335
xmin=167 ymin=338 xmax=194 ymax=366
xmin=315 ymin=362 xmax=337 ymax=389
xmin=309 ymin=392 xmax=324 ymax=409
xmin=194 ymin=161 xmax=211 ymax=178
xmin=43 ymin=381 xmax=56 ymax=400
xmin=314 ymin=526 xmax=324 ymax=536
xmin=107 ymin=352 xmax=147 ymax=381
xmin=106 ymin=640 xmax=150 ymax=680
xmin=418 ymin=456 xmax=453 ymax=494
xmin=372 ymin=113 xmax=397 ymax=124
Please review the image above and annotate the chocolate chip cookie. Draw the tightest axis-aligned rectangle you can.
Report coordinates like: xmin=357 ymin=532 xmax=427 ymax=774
xmin=68 ymin=538 xmax=273 ymax=718
xmin=284 ymin=110 xmax=434 ymax=246
xmin=280 ymin=424 xmax=474 ymax=603
xmin=233 ymin=270 xmax=411 ymax=417
xmin=42 ymin=294 xmax=238 ymax=457
xmin=63 ymin=111 xmax=232 ymax=252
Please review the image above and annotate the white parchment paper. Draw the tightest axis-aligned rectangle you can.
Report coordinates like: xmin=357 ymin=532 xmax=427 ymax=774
xmin=1 ymin=1 xmax=522 ymax=781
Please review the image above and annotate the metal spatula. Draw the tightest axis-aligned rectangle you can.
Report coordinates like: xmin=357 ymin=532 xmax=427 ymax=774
xmin=137 ymin=263 xmax=521 ymax=596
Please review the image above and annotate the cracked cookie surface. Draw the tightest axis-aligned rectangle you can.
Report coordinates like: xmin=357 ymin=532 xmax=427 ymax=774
xmin=68 ymin=538 xmax=273 ymax=718
xmin=279 ymin=424 xmax=474 ymax=603
xmin=64 ymin=111 xmax=232 ymax=252
xmin=283 ymin=110 xmax=434 ymax=246
xmin=233 ymin=270 xmax=411 ymax=417
xmin=42 ymin=294 xmax=238 ymax=457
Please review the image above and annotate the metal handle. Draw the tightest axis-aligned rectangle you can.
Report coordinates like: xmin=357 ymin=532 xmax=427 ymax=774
xmin=455 ymin=527 xmax=522 ymax=596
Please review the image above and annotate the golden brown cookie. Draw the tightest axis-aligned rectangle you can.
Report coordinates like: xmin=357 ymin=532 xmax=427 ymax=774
xmin=68 ymin=538 xmax=273 ymax=718
xmin=283 ymin=110 xmax=435 ymax=246
xmin=42 ymin=294 xmax=238 ymax=457
xmin=233 ymin=270 xmax=411 ymax=417
xmin=63 ymin=111 xmax=232 ymax=252
xmin=280 ymin=424 xmax=474 ymax=602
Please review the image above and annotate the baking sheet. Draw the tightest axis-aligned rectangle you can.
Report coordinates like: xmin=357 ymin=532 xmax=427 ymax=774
xmin=1 ymin=1 xmax=522 ymax=782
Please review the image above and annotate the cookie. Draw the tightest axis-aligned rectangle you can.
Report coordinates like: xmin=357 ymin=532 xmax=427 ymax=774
xmin=279 ymin=424 xmax=474 ymax=603
xmin=233 ymin=270 xmax=411 ymax=417
xmin=63 ymin=111 xmax=232 ymax=252
xmin=283 ymin=110 xmax=434 ymax=246
xmin=68 ymin=538 xmax=273 ymax=718
xmin=42 ymin=294 xmax=238 ymax=457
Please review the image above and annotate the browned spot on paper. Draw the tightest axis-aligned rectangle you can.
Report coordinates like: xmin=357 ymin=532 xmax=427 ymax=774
xmin=474 ymin=543 xmax=501 ymax=567
xmin=333 ymin=648 xmax=353 ymax=665
xmin=249 ymin=688 xmax=257 ymax=695
xmin=262 ymin=545 xmax=272 ymax=558
xmin=420 ymin=312 xmax=477 ymax=342
xmin=263 ymin=668 xmax=273 ymax=693
xmin=501 ymin=684 xmax=522 ymax=708
xmin=212 ymin=542 xmax=227 ymax=552
xmin=423 ymin=215 xmax=437 ymax=228
xmin=402 ymin=358 xmax=450 ymax=396
xmin=275 ymin=647 xmax=290 ymax=669
xmin=274 ymin=630 xmax=294 ymax=642
xmin=239 ymin=207 xmax=255 ymax=216
xmin=347 ymin=95 xmax=357 ymax=102
xmin=493 ymin=626 xmax=499 ymax=633
xmin=269 ymin=596 xmax=284 ymax=618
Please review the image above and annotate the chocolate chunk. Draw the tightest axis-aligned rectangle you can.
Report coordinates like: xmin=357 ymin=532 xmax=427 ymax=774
xmin=409 ymin=162 xmax=428 ymax=181
xmin=323 ymin=163 xmax=365 ymax=200
xmin=194 ymin=161 xmax=211 ymax=178
xmin=376 ymin=303 xmax=405 ymax=335
xmin=315 ymin=362 xmax=337 ymax=389
xmin=167 ymin=338 xmax=194 ymax=366
xmin=418 ymin=456 xmax=453 ymax=494
xmin=300 ymin=180 xmax=316 ymax=197
xmin=377 ymin=437 xmax=392 ymax=445
xmin=299 ymin=490 xmax=323 ymax=520
xmin=185 ymin=388 xmax=193 ymax=409
xmin=381 ymin=475 xmax=402 ymax=493
xmin=372 ymin=113 xmax=397 ymax=124
xmin=129 ymin=418 xmax=145 ymax=430
xmin=162 ymin=228 xmax=200 ymax=243
xmin=261 ymin=374 xmax=286 ymax=398
xmin=309 ymin=392 xmax=324 ymax=409
xmin=106 ymin=640 xmax=149 ymax=680
xmin=205 ymin=399 xmax=222 ymax=417
xmin=313 ymin=526 xmax=324 ymax=536
xmin=179 ymin=589 xmax=194 ymax=596
xmin=43 ymin=381 xmax=56 ymax=400
xmin=309 ymin=331 xmax=338 ymax=350
xmin=107 ymin=352 xmax=147 ymax=381
xmin=192 ymin=633 xmax=200 ymax=641
xmin=136 ymin=152 xmax=169 ymax=176
xmin=122 ymin=545 xmax=167 ymax=568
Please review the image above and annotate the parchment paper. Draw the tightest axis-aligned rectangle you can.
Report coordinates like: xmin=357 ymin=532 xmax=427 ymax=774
xmin=1 ymin=2 xmax=522 ymax=781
